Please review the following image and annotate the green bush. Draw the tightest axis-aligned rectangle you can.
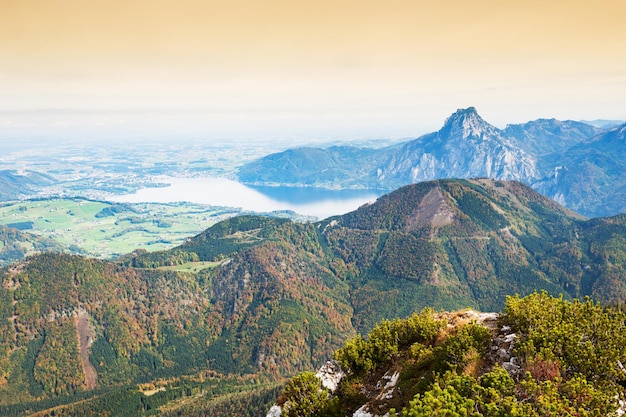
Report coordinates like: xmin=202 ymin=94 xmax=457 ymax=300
xmin=504 ymin=291 xmax=626 ymax=383
xmin=334 ymin=309 xmax=445 ymax=374
xmin=281 ymin=372 xmax=337 ymax=417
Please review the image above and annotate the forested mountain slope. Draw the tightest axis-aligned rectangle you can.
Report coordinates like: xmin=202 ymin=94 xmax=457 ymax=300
xmin=0 ymin=225 xmax=63 ymax=267
xmin=3 ymin=179 xmax=626 ymax=415
xmin=316 ymin=179 xmax=625 ymax=328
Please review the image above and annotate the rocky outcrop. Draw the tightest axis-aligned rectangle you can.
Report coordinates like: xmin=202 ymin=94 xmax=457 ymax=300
xmin=316 ymin=360 xmax=345 ymax=392
xmin=266 ymin=405 xmax=282 ymax=417
xmin=352 ymin=404 xmax=390 ymax=417
xmin=351 ymin=370 xmax=399 ymax=417
xmin=491 ymin=325 xmax=520 ymax=377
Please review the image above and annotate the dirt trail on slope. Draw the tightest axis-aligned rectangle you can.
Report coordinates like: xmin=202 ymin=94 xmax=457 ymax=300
xmin=75 ymin=310 xmax=97 ymax=390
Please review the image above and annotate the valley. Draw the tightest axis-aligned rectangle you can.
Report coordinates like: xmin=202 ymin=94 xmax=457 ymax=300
xmin=0 ymin=138 xmax=283 ymax=201
xmin=0 ymin=199 xmax=241 ymax=262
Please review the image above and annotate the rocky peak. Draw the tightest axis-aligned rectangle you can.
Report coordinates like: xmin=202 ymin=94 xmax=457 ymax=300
xmin=440 ymin=107 xmax=494 ymax=140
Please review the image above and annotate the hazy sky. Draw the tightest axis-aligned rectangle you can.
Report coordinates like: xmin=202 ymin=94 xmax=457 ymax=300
xmin=1 ymin=0 xmax=625 ymax=141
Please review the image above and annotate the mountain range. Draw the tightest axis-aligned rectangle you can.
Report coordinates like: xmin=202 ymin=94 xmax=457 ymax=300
xmin=238 ymin=108 xmax=626 ymax=217
xmin=3 ymin=179 xmax=626 ymax=414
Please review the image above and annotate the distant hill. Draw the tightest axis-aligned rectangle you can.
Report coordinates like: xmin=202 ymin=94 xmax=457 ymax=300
xmin=503 ymin=118 xmax=603 ymax=156
xmin=4 ymin=179 xmax=626 ymax=414
xmin=237 ymin=145 xmax=389 ymax=188
xmin=0 ymin=170 xmax=55 ymax=201
xmin=238 ymin=108 xmax=623 ymax=217
xmin=0 ymin=225 xmax=64 ymax=267
xmin=536 ymin=123 xmax=626 ymax=216
xmin=580 ymin=118 xmax=625 ymax=128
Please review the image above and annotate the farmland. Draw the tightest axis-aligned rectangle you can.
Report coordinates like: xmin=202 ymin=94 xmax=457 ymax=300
xmin=0 ymin=199 xmax=240 ymax=259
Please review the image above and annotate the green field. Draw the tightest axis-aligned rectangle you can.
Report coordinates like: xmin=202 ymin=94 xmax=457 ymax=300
xmin=0 ymin=199 xmax=241 ymax=259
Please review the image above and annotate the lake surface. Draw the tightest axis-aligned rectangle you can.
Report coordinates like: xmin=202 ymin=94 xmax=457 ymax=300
xmin=109 ymin=177 xmax=383 ymax=219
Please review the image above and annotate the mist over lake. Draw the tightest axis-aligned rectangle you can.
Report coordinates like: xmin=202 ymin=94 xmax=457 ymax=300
xmin=109 ymin=177 xmax=382 ymax=219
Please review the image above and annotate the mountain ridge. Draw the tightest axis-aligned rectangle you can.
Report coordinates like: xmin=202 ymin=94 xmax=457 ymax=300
xmin=535 ymin=122 xmax=626 ymax=216
xmin=238 ymin=108 xmax=625 ymax=217
xmin=503 ymin=117 xmax=603 ymax=156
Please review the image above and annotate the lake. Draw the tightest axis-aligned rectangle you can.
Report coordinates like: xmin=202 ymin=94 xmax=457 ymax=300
xmin=109 ymin=177 xmax=384 ymax=219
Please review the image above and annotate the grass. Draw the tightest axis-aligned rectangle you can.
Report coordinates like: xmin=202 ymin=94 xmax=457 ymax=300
xmin=0 ymin=199 xmax=240 ymax=259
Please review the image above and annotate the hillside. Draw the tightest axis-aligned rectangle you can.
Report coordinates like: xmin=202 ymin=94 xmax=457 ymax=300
xmin=237 ymin=146 xmax=390 ymax=188
xmin=4 ymin=179 xmax=626 ymax=414
xmin=124 ymin=215 xmax=356 ymax=376
xmin=0 ymin=254 xmax=213 ymax=395
xmin=272 ymin=293 xmax=626 ymax=416
xmin=0 ymin=225 xmax=64 ymax=267
xmin=0 ymin=170 xmax=56 ymax=201
xmin=535 ymin=123 xmax=626 ymax=217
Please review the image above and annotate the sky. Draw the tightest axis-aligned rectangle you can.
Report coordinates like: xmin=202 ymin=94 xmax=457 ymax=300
xmin=1 ymin=0 xmax=625 ymax=142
